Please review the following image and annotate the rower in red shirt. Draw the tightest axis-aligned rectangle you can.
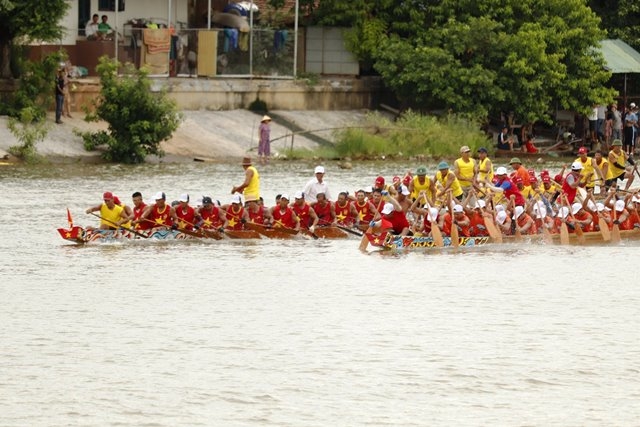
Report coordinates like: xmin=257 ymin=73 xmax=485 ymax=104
xmin=334 ymin=191 xmax=359 ymax=227
xmin=370 ymin=197 xmax=410 ymax=236
xmin=312 ymin=192 xmax=335 ymax=225
xmin=136 ymin=191 xmax=178 ymax=229
xmin=562 ymin=162 xmax=583 ymax=204
xmin=197 ymin=196 xmax=224 ymax=230
xmin=353 ymin=189 xmax=379 ymax=229
xmin=174 ymin=193 xmax=197 ymax=230
xmin=221 ymin=194 xmax=249 ymax=231
xmin=270 ymin=194 xmax=300 ymax=230
xmin=292 ymin=191 xmax=318 ymax=232
xmin=131 ymin=191 xmax=152 ymax=230
xmin=246 ymin=195 xmax=272 ymax=226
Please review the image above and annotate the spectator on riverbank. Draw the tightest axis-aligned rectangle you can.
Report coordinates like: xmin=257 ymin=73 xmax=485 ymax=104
xmin=258 ymin=115 xmax=271 ymax=165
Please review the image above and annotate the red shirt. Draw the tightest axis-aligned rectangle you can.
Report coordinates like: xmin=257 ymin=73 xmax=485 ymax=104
xmin=225 ymin=205 xmax=245 ymax=230
xmin=175 ymin=204 xmax=196 ymax=230
xmin=133 ymin=203 xmax=152 ymax=230
xmin=334 ymin=201 xmax=355 ymax=226
xmin=354 ymin=200 xmax=375 ymax=223
xmin=149 ymin=204 xmax=173 ymax=228
xmin=293 ymin=203 xmax=312 ymax=229
xmin=468 ymin=211 xmax=488 ymax=236
xmin=562 ymin=172 xmax=580 ymax=204
xmin=313 ymin=201 xmax=332 ymax=224
xmin=248 ymin=205 xmax=267 ymax=225
xmin=272 ymin=206 xmax=297 ymax=229
xmin=199 ymin=206 xmax=223 ymax=229
xmin=386 ymin=210 xmax=410 ymax=234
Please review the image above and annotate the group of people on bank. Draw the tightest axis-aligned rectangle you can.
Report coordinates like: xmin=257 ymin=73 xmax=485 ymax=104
xmin=85 ymin=141 xmax=640 ymax=239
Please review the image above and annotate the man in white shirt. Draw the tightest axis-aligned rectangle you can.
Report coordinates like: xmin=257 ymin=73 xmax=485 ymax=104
xmin=85 ymin=14 xmax=102 ymax=40
xmin=303 ymin=165 xmax=331 ymax=203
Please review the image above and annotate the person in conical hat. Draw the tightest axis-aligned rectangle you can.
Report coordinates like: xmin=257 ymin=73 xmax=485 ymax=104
xmin=259 ymin=114 xmax=272 ymax=165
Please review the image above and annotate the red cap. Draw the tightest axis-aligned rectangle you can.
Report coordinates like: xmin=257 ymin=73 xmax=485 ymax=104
xmin=578 ymin=146 xmax=588 ymax=155
xmin=392 ymin=175 xmax=401 ymax=183
xmin=542 ymin=175 xmax=551 ymax=183
xmin=528 ymin=168 xmax=536 ymax=177
xmin=529 ymin=176 xmax=538 ymax=184
xmin=514 ymin=176 xmax=523 ymax=184
xmin=540 ymin=169 xmax=549 ymax=177
xmin=403 ymin=175 xmax=412 ymax=186
xmin=554 ymin=174 xmax=563 ymax=183
xmin=113 ymin=196 xmax=121 ymax=205
xmin=103 ymin=191 xmax=114 ymax=200
xmin=375 ymin=176 xmax=385 ymax=187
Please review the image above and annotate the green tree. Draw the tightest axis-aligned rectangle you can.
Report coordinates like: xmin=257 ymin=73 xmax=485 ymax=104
xmin=590 ymin=1 xmax=640 ymax=51
xmin=312 ymin=0 xmax=616 ymax=122
xmin=80 ymin=57 xmax=182 ymax=164
xmin=0 ymin=0 xmax=69 ymax=78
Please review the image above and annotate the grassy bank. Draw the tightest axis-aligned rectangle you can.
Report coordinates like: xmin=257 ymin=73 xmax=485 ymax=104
xmin=284 ymin=111 xmax=491 ymax=160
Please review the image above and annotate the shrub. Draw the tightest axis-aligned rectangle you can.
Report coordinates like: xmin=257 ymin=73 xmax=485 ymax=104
xmin=81 ymin=56 xmax=182 ymax=164
xmin=8 ymin=107 xmax=48 ymax=163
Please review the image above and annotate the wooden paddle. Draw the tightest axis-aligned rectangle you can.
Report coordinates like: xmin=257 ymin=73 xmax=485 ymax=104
xmin=510 ymin=196 xmax=523 ymax=242
xmin=559 ymin=202 xmax=570 ymax=246
xmin=89 ymin=212 xmax=149 ymax=239
xmin=423 ymin=196 xmax=443 ymax=247
xmin=564 ymin=195 xmax=585 ymax=245
xmin=448 ymin=193 xmax=459 ymax=248
xmin=485 ymin=198 xmax=503 ymax=243
xmin=359 ymin=227 xmax=372 ymax=251
xmin=611 ymin=202 xmax=621 ymax=243
xmin=245 ymin=221 xmax=301 ymax=238
xmin=178 ymin=217 xmax=224 ymax=240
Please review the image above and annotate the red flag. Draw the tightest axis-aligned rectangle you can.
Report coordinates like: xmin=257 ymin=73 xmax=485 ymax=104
xmin=67 ymin=208 xmax=73 ymax=228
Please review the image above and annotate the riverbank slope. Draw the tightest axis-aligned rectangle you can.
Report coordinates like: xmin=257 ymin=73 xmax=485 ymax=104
xmin=0 ymin=109 xmax=373 ymax=163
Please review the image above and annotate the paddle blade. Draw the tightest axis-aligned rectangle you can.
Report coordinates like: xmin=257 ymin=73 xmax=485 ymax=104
xmin=431 ymin=221 xmax=444 ymax=247
xmin=560 ymin=223 xmax=570 ymax=245
xmin=484 ymin=216 xmax=502 ymax=243
xmin=574 ymin=223 xmax=586 ymax=245
xmin=611 ymin=224 xmax=621 ymax=243
xmin=67 ymin=208 xmax=73 ymax=228
xmin=599 ymin=217 xmax=611 ymax=242
xmin=451 ymin=223 xmax=459 ymax=248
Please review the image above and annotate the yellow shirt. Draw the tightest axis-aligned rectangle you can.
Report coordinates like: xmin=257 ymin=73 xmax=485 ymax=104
xmin=608 ymin=150 xmax=626 ymax=178
xmin=436 ymin=170 xmax=463 ymax=198
xmin=410 ymin=176 xmax=433 ymax=201
xmin=595 ymin=158 xmax=613 ymax=180
xmin=478 ymin=157 xmax=494 ymax=183
xmin=575 ymin=156 xmax=597 ymax=188
xmin=244 ymin=165 xmax=260 ymax=199
xmin=521 ymin=185 xmax=536 ymax=200
xmin=454 ymin=157 xmax=476 ymax=188
xmin=100 ymin=203 xmax=124 ymax=228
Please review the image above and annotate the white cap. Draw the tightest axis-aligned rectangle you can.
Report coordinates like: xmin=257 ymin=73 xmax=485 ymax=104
xmin=587 ymin=200 xmax=597 ymax=211
xmin=535 ymin=206 xmax=547 ymax=219
xmin=496 ymin=166 xmax=508 ymax=175
xmin=515 ymin=206 xmax=524 ymax=218
xmin=631 ymin=103 xmax=636 ymax=108
xmin=475 ymin=199 xmax=486 ymax=209
xmin=179 ymin=193 xmax=189 ymax=203
xmin=596 ymin=202 xmax=606 ymax=212
xmin=615 ymin=199 xmax=626 ymax=212
xmin=495 ymin=204 xmax=505 ymax=212
xmin=314 ymin=166 xmax=325 ymax=174
xmin=632 ymin=196 xmax=640 ymax=204
xmin=153 ymin=191 xmax=165 ymax=200
xmin=280 ymin=193 xmax=290 ymax=201
xmin=400 ymin=185 xmax=411 ymax=196
xmin=496 ymin=211 xmax=507 ymax=224
xmin=426 ymin=207 xmax=439 ymax=222
xmin=571 ymin=202 xmax=582 ymax=215
xmin=231 ymin=194 xmax=242 ymax=204
xmin=381 ymin=203 xmax=395 ymax=215
xmin=453 ymin=204 xmax=463 ymax=213
xmin=571 ymin=161 xmax=583 ymax=171
xmin=294 ymin=191 xmax=304 ymax=199
xmin=364 ymin=186 xmax=373 ymax=193
xmin=557 ymin=206 xmax=569 ymax=219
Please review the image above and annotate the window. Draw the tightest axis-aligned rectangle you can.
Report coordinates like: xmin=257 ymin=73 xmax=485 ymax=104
xmin=98 ymin=0 xmax=125 ymax=12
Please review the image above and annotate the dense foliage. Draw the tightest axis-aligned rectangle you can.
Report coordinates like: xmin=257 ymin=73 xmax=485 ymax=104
xmin=7 ymin=106 xmax=48 ymax=162
xmin=80 ymin=57 xmax=182 ymax=164
xmin=0 ymin=0 xmax=69 ymax=78
xmin=307 ymin=0 xmax=616 ymax=123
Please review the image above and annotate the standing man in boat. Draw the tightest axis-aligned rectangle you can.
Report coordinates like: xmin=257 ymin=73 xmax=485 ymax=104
xmin=408 ymin=165 xmax=436 ymax=205
xmin=476 ymin=148 xmax=494 ymax=186
xmin=303 ymin=165 xmax=331 ymax=203
xmin=574 ymin=146 xmax=604 ymax=192
xmin=485 ymin=167 xmax=526 ymax=207
xmin=232 ymin=157 xmax=260 ymax=201
xmin=561 ymin=162 xmax=584 ymax=204
xmin=86 ymin=192 xmax=131 ymax=230
xmin=454 ymin=145 xmax=478 ymax=197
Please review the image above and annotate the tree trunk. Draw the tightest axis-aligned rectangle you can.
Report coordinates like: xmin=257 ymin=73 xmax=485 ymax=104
xmin=0 ymin=38 xmax=13 ymax=79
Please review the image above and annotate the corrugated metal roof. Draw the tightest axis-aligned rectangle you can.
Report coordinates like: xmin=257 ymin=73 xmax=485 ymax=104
xmin=598 ymin=39 xmax=640 ymax=74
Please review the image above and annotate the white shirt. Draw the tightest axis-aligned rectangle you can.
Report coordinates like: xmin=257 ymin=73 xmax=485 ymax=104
xmin=303 ymin=178 xmax=331 ymax=203
xmin=86 ymin=20 xmax=99 ymax=37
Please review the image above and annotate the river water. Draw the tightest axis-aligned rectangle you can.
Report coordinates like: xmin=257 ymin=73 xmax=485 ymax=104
xmin=1 ymin=161 xmax=639 ymax=426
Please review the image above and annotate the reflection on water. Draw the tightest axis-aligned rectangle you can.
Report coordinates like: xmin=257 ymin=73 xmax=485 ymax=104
xmin=1 ymin=162 xmax=640 ymax=426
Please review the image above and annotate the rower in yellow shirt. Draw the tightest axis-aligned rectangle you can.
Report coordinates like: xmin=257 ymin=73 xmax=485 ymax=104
xmin=85 ymin=191 xmax=131 ymax=229
xmin=574 ymin=146 xmax=604 ymax=191
xmin=435 ymin=161 xmax=464 ymax=202
xmin=409 ymin=165 xmax=436 ymax=204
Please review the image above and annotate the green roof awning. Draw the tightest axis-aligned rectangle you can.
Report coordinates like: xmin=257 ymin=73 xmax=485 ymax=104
xmin=598 ymin=39 xmax=640 ymax=74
